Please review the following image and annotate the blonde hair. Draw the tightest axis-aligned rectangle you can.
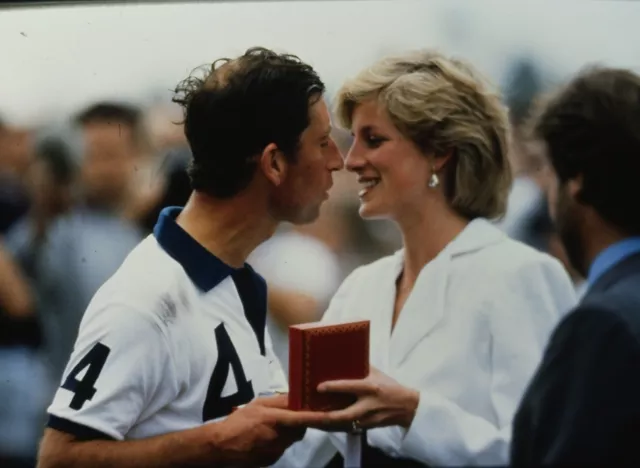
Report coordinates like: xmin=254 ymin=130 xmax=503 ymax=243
xmin=335 ymin=50 xmax=512 ymax=219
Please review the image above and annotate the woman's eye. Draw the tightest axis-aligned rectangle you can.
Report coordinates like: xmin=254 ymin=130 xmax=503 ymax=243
xmin=366 ymin=135 xmax=384 ymax=148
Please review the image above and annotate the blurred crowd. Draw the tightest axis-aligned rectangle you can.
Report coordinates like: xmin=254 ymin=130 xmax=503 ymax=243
xmin=0 ymin=57 xmax=582 ymax=466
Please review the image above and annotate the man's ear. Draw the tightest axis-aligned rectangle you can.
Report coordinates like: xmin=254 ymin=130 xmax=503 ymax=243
xmin=259 ymin=143 xmax=288 ymax=186
xmin=568 ymin=174 xmax=583 ymax=200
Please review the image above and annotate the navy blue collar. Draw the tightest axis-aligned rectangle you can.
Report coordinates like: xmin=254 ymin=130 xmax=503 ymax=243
xmin=153 ymin=206 xmax=239 ymax=292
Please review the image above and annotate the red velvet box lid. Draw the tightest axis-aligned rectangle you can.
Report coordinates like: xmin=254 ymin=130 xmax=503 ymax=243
xmin=289 ymin=320 xmax=370 ymax=411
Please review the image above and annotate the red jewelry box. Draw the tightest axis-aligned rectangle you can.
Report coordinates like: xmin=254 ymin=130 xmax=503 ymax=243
xmin=288 ymin=320 xmax=370 ymax=411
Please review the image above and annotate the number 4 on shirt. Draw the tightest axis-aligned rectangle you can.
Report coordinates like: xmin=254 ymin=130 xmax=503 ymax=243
xmin=61 ymin=343 xmax=111 ymax=410
xmin=202 ymin=324 xmax=255 ymax=421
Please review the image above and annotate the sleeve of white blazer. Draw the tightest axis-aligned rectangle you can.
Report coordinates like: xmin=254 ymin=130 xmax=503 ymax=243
xmin=271 ymin=267 xmax=364 ymax=468
xmin=391 ymin=255 xmax=577 ymax=466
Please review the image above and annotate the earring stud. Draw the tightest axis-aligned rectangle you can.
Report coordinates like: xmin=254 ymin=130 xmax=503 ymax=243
xmin=428 ymin=173 xmax=439 ymax=188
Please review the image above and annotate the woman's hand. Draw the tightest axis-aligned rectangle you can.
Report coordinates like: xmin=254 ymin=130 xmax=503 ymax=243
xmin=316 ymin=367 xmax=420 ymax=431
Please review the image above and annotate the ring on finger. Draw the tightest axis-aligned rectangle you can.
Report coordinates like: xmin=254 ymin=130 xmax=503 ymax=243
xmin=351 ymin=419 xmax=363 ymax=434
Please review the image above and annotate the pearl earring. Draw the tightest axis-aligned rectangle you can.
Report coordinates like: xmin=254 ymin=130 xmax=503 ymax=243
xmin=428 ymin=172 xmax=440 ymax=188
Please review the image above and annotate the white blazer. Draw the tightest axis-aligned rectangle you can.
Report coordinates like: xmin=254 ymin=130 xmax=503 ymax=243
xmin=275 ymin=218 xmax=577 ymax=467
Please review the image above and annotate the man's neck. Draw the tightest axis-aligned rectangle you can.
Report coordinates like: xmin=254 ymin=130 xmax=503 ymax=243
xmin=177 ymin=191 xmax=278 ymax=269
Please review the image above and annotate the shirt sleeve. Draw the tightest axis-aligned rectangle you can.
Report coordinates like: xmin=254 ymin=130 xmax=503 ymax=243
xmin=46 ymin=304 xmax=178 ymax=441
xmin=392 ymin=256 xmax=577 ymax=465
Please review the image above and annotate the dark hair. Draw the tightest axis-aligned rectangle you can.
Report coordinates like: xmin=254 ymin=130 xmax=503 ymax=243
xmin=172 ymin=46 xmax=325 ymax=199
xmin=75 ymin=101 xmax=144 ymax=147
xmin=532 ymin=66 xmax=640 ymax=235
xmin=35 ymin=135 xmax=79 ymax=184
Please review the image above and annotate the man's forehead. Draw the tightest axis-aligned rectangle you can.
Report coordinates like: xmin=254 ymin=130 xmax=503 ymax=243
xmin=84 ymin=122 xmax=134 ymax=140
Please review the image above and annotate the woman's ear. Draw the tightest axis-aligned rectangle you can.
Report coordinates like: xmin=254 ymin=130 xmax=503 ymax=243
xmin=426 ymin=149 xmax=455 ymax=190
xmin=430 ymin=149 xmax=454 ymax=172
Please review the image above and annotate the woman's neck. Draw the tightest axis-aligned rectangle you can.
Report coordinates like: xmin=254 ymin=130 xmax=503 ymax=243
xmin=397 ymin=208 xmax=469 ymax=285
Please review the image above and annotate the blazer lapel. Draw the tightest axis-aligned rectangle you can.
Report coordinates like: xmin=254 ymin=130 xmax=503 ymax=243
xmin=389 ymin=219 xmax=506 ymax=369
xmin=369 ymin=251 xmax=404 ymax=373
xmin=388 ymin=250 xmax=450 ymax=369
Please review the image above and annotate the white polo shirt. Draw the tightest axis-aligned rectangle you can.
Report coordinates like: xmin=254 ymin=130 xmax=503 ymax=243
xmin=46 ymin=207 xmax=287 ymax=441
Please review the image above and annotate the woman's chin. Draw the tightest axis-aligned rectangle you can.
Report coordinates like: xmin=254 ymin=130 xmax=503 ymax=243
xmin=358 ymin=202 xmax=388 ymax=220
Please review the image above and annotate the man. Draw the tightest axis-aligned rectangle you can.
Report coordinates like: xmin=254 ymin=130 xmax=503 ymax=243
xmin=77 ymin=102 xmax=168 ymax=225
xmin=37 ymin=47 xmax=344 ymax=468
xmin=75 ymin=103 xmax=146 ymax=213
xmin=0 ymin=241 xmax=45 ymax=468
xmin=0 ymin=121 xmax=31 ymax=234
xmin=1 ymin=128 xmax=80 ymax=467
xmin=5 ymin=115 xmax=143 ymax=386
xmin=510 ymin=66 xmax=640 ymax=465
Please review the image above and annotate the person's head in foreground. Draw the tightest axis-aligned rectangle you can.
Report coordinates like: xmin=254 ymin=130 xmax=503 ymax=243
xmin=173 ymin=46 xmax=343 ymax=225
xmin=529 ymin=66 xmax=640 ymax=278
xmin=334 ymin=49 xmax=512 ymax=231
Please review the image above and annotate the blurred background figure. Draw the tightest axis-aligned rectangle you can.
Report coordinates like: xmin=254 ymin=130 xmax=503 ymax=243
xmin=0 ymin=241 xmax=47 ymax=468
xmin=138 ymin=102 xmax=192 ymax=234
xmin=497 ymin=57 xmax=552 ymax=252
xmin=1 ymin=124 xmax=83 ymax=468
xmin=0 ymin=117 xmax=44 ymax=467
xmin=0 ymin=120 xmax=32 ymax=234
xmin=5 ymin=103 xmax=145 ymax=388
xmin=496 ymin=56 xmax=587 ymax=295
xmin=77 ymin=102 xmax=160 ymax=224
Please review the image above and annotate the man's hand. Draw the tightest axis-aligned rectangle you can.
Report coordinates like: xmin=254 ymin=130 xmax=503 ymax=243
xmin=208 ymin=395 xmax=310 ymax=467
xmin=37 ymin=396 xmax=315 ymax=468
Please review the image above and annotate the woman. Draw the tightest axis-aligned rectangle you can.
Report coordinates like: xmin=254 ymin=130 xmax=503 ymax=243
xmin=276 ymin=50 xmax=577 ymax=467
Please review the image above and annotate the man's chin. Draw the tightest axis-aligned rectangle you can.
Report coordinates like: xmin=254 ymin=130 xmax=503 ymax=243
xmin=288 ymin=205 xmax=321 ymax=226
